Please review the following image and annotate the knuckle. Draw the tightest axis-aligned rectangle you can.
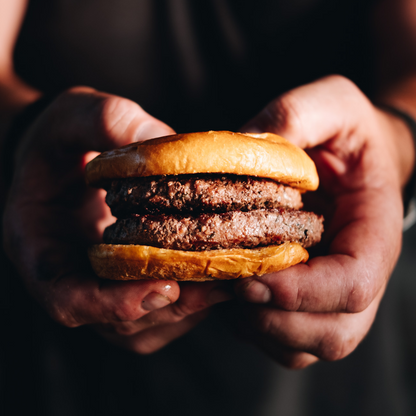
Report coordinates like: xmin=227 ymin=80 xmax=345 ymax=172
xmin=168 ymin=301 xmax=197 ymax=323
xmin=324 ymin=74 xmax=359 ymax=93
xmin=319 ymin=340 xmax=345 ymax=362
xmin=112 ymin=322 xmax=139 ymax=337
xmin=101 ymin=95 xmax=133 ymax=116
xmin=346 ymin=272 xmax=374 ymax=313
xmin=53 ymin=86 xmax=98 ymax=110
xmin=317 ymin=327 xmax=357 ymax=362
xmin=272 ymin=282 xmax=300 ymax=311
xmin=325 ymin=75 xmax=370 ymax=107
xmin=325 ymin=74 xmax=354 ymax=87
xmin=48 ymin=304 xmax=80 ymax=328
xmin=269 ymin=91 xmax=304 ymax=134
xmin=111 ymin=299 xmax=142 ymax=322
xmin=100 ymin=96 xmax=141 ymax=135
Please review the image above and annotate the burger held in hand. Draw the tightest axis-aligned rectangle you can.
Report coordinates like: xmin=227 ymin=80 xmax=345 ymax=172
xmin=85 ymin=131 xmax=323 ymax=281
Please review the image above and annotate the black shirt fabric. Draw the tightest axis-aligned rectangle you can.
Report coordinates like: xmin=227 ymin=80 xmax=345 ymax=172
xmin=14 ymin=0 xmax=374 ymax=131
xmin=3 ymin=1 xmax=416 ymax=415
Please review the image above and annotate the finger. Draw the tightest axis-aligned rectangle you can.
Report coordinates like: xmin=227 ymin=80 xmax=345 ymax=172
xmin=136 ymin=281 xmax=233 ymax=330
xmin=35 ymin=86 xmax=175 ymax=153
xmin=238 ymin=286 xmax=383 ymax=363
xmin=95 ymin=281 xmax=233 ymax=336
xmin=242 ymin=76 xmax=402 ymax=197
xmin=33 ymin=270 xmax=181 ymax=327
xmin=99 ymin=309 xmax=209 ymax=355
xmin=7 ymin=211 xmax=219 ymax=329
xmin=253 ymin=344 xmax=318 ymax=370
xmin=242 ymin=75 xmax=373 ymax=149
xmin=235 ymin=187 xmax=402 ymax=313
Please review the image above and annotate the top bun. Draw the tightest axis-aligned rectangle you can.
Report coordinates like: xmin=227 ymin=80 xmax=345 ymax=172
xmin=85 ymin=131 xmax=319 ymax=191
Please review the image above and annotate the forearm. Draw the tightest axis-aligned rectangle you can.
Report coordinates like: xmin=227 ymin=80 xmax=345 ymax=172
xmin=0 ymin=0 xmax=41 ymax=167
xmin=375 ymin=104 xmax=416 ymax=190
xmin=372 ymin=0 xmax=416 ymax=190
xmin=0 ymin=0 xmax=40 ymax=138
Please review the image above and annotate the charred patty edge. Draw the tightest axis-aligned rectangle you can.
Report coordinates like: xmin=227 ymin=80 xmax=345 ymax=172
xmin=104 ymin=208 xmax=324 ymax=251
xmin=105 ymin=174 xmax=303 ymax=216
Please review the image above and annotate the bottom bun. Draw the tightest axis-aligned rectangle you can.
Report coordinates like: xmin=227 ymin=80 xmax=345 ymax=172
xmin=88 ymin=243 xmax=309 ymax=281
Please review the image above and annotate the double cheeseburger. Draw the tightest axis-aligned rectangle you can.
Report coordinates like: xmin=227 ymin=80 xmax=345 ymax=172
xmin=85 ymin=131 xmax=323 ymax=281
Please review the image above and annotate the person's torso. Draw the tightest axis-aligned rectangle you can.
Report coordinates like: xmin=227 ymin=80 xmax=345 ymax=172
xmin=15 ymin=0 xmax=373 ymax=131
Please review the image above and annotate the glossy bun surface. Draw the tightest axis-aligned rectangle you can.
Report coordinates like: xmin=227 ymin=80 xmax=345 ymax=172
xmin=85 ymin=131 xmax=319 ymax=191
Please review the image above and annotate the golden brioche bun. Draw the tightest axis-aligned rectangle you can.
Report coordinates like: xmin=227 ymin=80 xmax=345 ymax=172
xmin=88 ymin=242 xmax=309 ymax=281
xmin=86 ymin=131 xmax=319 ymax=281
xmin=85 ymin=131 xmax=319 ymax=191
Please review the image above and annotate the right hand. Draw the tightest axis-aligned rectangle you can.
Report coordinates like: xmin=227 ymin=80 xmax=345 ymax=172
xmin=3 ymin=87 xmax=232 ymax=354
xmin=231 ymin=75 xmax=413 ymax=368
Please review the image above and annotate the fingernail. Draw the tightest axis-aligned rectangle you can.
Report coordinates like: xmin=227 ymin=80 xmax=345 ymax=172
xmin=208 ymin=287 xmax=234 ymax=305
xmin=142 ymin=292 xmax=172 ymax=311
xmin=241 ymin=279 xmax=272 ymax=304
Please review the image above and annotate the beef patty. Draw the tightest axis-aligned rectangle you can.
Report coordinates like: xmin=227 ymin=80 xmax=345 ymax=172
xmin=104 ymin=209 xmax=324 ymax=251
xmin=105 ymin=174 xmax=303 ymax=216
xmin=103 ymin=174 xmax=323 ymax=251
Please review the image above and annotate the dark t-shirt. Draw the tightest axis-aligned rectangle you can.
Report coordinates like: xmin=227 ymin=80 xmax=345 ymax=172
xmin=14 ymin=0 xmax=373 ymax=131
xmin=3 ymin=1 xmax=416 ymax=416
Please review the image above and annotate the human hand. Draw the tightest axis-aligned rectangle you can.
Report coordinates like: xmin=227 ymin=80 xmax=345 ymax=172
xmin=3 ymin=87 xmax=231 ymax=354
xmin=233 ymin=75 xmax=415 ymax=368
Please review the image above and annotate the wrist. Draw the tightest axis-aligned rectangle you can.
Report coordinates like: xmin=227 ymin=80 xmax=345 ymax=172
xmin=377 ymin=105 xmax=416 ymax=229
xmin=378 ymin=108 xmax=416 ymax=188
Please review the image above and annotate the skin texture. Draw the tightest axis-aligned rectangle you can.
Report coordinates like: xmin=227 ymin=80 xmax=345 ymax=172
xmin=233 ymin=75 xmax=411 ymax=367
xmin=2 ymin=78 xmax=413 ymax=362
xmin=1 ymin=0 xmax=416 ymax=365
xmin=0 ymin=0 xmax=39 ymax=113
xmin=3 ymin=88 xmax=235 ymax=354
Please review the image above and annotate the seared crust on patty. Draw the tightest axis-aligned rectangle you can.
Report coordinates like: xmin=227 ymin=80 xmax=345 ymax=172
xmin=105 ymin=174 xmax=303 ymax=216
xmin=104 ymin=209 xmax=324 ymax=251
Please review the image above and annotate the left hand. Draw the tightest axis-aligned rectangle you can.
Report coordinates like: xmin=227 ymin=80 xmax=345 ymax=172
xmin=232 ymin=75 xmax=415 ymax=368
xmin=2 ymin=87 xmax=231 ymax=355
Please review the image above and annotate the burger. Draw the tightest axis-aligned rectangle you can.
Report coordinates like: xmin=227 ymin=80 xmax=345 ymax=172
xmin=85 ymin=131 xmax=323 ymax=281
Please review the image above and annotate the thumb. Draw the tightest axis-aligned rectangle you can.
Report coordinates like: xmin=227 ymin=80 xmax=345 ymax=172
xmin=37 ymin=86 xmax=175 ymax=153
xmin=242 ymin=75 xmax=372 ymax=149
